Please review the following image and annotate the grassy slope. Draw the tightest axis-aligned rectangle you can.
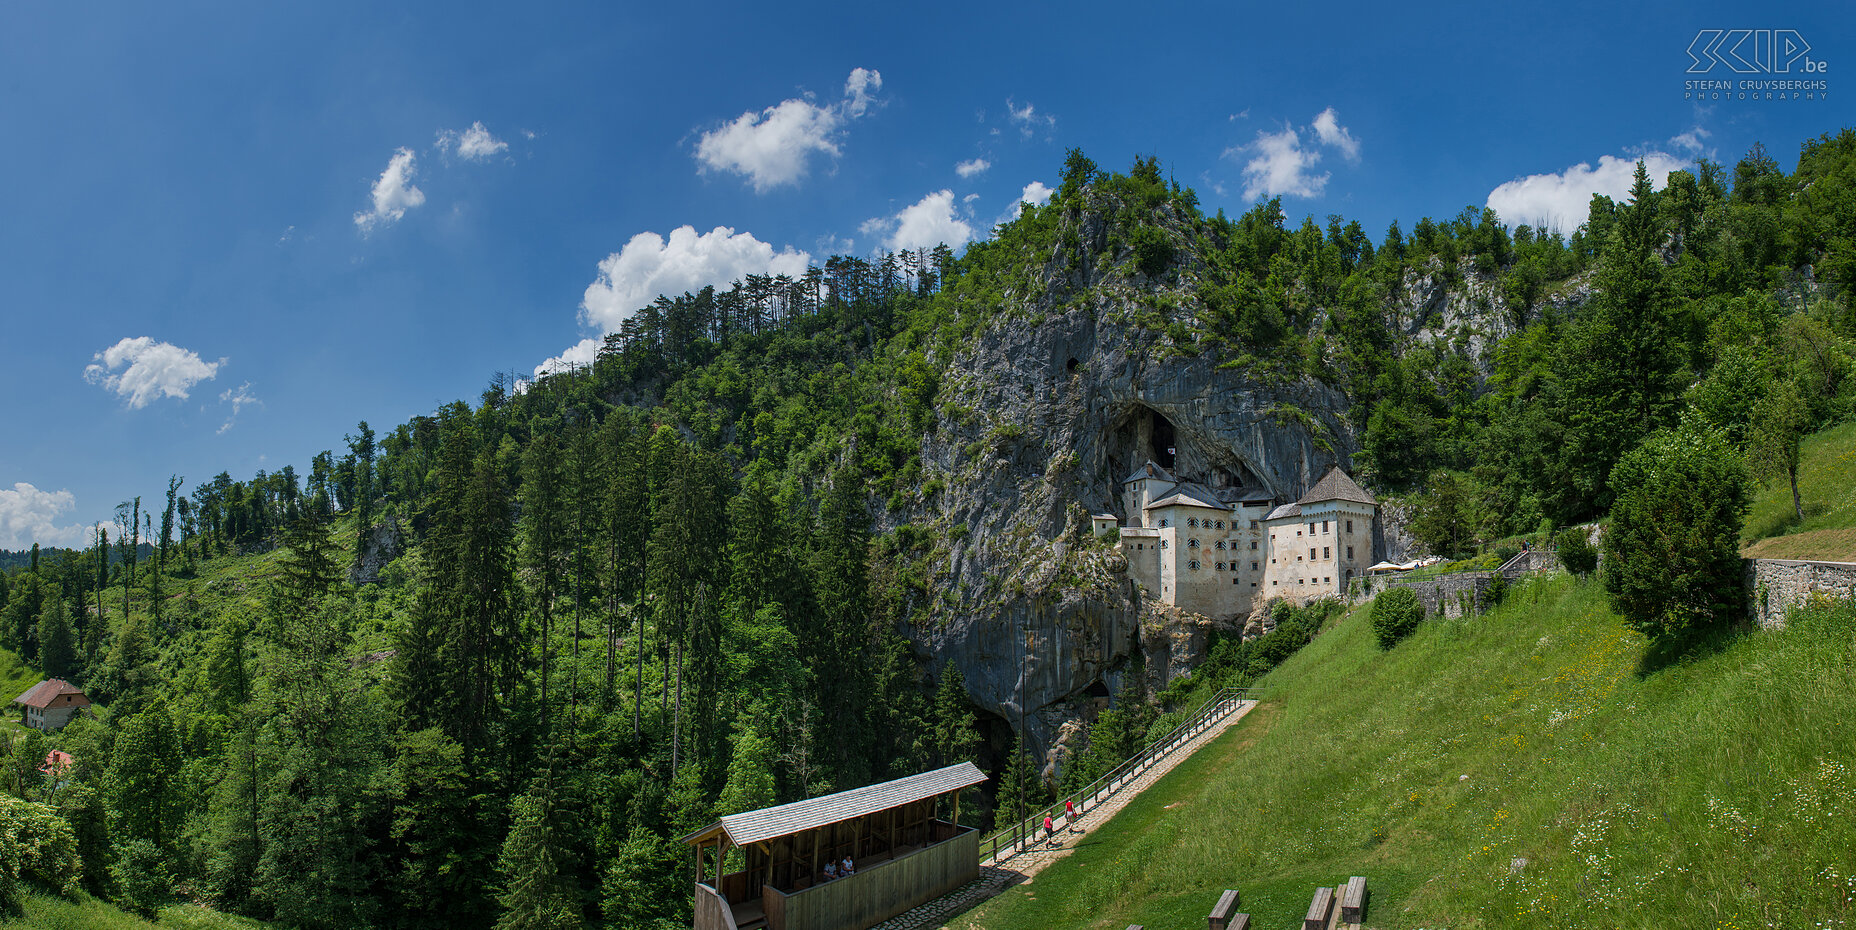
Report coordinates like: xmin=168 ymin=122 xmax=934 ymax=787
xmin=1742 ymin=419 xmax=1856 ymax=560
xmin=0 ymin=893 xmax=268 ymax=930
xmin=952 ymin=575 xmax=1856 ymax=930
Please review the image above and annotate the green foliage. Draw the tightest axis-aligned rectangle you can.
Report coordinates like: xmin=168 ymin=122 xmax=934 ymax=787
xmin=494 ymin=775 xmax=583 ymax=930
xmin=109 ymin=839 xmax=169 ymax=918
xmin=1556 ymin=528 xmax=1598 ymax=577
xmin=1370 ymin=586 xmax=1425 ymax=649
xmin=1603 ymin=426 xmax=1752 ymax=638
xmin=1129 ymin=226 xmax=1173 ymax=278
xmin=0 ymin=795 xmax=81 ymax=897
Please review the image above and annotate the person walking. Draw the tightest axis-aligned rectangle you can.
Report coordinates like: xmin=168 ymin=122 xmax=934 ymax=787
xmin=1042 ymin=814 xmax=1055 ymax=846
xmin=1064 ymin=798 xmax=1080 ymax=832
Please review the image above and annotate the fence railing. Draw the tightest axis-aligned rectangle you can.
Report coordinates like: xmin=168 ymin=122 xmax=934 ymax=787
xmin=981 ymin=686 xmax=1254 ymax=867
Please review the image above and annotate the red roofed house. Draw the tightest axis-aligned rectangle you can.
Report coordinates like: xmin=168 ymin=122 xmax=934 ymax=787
xmin=12 ymin=679 xmax=92 ymax=731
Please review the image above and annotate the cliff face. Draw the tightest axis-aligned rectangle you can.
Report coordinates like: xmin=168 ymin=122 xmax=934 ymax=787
xmin=899 ymin=246 xmax=1358 ymax=773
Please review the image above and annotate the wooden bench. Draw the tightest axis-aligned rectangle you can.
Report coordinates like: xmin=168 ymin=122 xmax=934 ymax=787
xmin=1303 ymin=886 xmax=1335 ymax=930
xmin=1207 ymin=889 xmax=1241 ymax=930
xmin=1341 ymin=875 xmax=1367 ymax=922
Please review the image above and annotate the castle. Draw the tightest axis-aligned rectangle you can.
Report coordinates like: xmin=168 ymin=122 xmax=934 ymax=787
xmin=1096 ymin=462 xmax=1377 ymax=619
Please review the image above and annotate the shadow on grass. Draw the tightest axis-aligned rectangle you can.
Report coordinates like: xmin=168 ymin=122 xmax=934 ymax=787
xmin=1635 ymin=623 xmax=1742 ymax=678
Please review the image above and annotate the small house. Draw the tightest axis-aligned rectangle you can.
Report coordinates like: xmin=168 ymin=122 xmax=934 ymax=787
xmin=12 ymin=679 xmax=92 ymax=731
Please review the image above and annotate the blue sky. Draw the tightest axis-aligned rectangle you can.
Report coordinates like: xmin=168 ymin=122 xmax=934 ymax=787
xmin=0 ymin=0 xmax=1845 ymax=549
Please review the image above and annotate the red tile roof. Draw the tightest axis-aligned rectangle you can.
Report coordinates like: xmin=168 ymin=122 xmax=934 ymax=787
xmin=41 ymin=750 xmax=74 ymax=776
xmin=12 ymin=678 xmax=90 ymax=710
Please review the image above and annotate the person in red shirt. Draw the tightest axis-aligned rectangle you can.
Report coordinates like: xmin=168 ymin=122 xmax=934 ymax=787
xmin=1064 ymin=799 xmax=1078 ymax=831
xmin=1042 ymin=814 xmax=1055 ymax=845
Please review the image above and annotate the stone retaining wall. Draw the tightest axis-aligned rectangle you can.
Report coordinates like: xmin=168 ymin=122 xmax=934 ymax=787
xmin=1745 ymin=558 xmax=1856 ymax=628
xmin=1354 ymin=571 xmax=1497 ymax=619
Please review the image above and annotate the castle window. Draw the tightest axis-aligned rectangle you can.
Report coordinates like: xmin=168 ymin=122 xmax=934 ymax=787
xmin=1272 ymin=581 xmax=1277 ymax=586
xmin=1251 ymin=582 xmax=1257 ymax=587
xmin=1309 ymin=548 xmax=1316 ymax=560
xmin=1347 ymin=519 xmax=1354 ymax=533
xmin=1323 ymin=546 xmax=1331 ymax=559
xmin=1324 ymin=577 xmax=1331 ymax=584
xmin=1250 ymin=520 xmax=1258 ymax=529
xmin=1160 ymin=540 xmax=1167 ymax=549
xmin=1188 ymin=517 xmax=1198 ymax=528
xmin=1250 ymin=541 xmax=1257 ymax=550
xmin=1251 ymin=561 xmax=1258 ymax=570
xmin=1347 ymin=546 xmax=1354 ymax=559
xmin=1215 ymin=540 xmax=1226 ymax=550
xmin=1189 ymin=560 xmax=1201 ymax=570
xmin=1322 ymin=520 xmax=1329 ymax=533
xmin=1216 ymin=520 xmax=1225 ymax=530
xmin=1188 ymin=538 xmax=1199 ymax=549
xmin=1308 ymin=522 xmax=1315 ymax=535
xmin=1216 ymin=561 xmax=1225 ymax=571
xmin=1160 ymin=519 xmax=1168 ymax=528
xmin=1345 ymin=569 xmax=1353 ymax=578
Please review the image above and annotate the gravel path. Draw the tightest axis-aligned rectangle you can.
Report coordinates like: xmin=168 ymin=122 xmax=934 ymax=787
xmin=868 ymin=699 xmax=1258 ymax=930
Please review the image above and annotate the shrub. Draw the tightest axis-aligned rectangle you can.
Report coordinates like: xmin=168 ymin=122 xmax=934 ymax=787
xmin=1372 ymin=587 xmax=1425 ymax=649
xmin=0 ymin=795 xmax=82 ymax=897
xmin=1557 ymin=527 xmax=1598 ymax=577
xmin=1130 ymin=226 xmax=1174 ymax=277
xmin=1603 ymin=426 xmax=1751 ymax=639
xmin=110 ymin=838 xmax=169 ymax=917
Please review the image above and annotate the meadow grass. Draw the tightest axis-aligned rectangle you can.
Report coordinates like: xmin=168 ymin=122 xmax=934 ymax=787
xmin=0 ymin=893 xmax=268 ymax=930
xmin=950 ymin=575 xmax=1856 ymax=930
xmin=1743 ymin=418 xmax=1856 ymax=557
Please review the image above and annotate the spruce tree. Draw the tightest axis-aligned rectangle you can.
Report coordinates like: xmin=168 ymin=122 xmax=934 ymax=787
xmin=37 ymin=589 xmax=75 ymax=680
xmin=494 ymin=775 xmax=583 ymax=930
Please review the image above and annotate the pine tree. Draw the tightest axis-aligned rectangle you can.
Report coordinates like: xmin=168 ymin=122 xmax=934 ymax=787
xmin=37 ymin=589 xmax=75 ymax=680
xmin=494 ymin=774 xmax=583 ymax=930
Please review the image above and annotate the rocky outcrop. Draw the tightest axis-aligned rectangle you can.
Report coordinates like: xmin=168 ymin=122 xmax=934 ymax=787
xmin=349 ymin=517 xmax=403 ymax=585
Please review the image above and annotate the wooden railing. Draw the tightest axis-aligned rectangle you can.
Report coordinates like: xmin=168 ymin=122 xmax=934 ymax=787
xmin=981 ymin=687 xmax=1254 ymax=867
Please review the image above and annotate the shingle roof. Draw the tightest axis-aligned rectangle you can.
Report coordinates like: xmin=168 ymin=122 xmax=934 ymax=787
xmin=1265 ymin=502 xmax=1302 ymax=521
xmin=1296 ymin=467 xmax=1376 ymax=506
xmin=11 ymin=679 xmax=89 ymax=710
xmin=1144 ymin=482 xmax=1228 ymax=511
xmin=682 ymin=762 xmax=988 ymax=848
xmin=1121 ymin=460 xmax=1175 ymax=484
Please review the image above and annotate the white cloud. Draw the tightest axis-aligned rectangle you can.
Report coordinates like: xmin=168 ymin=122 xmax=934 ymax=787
xmin=997 ymin=180 xmax=1055 ymax=225
xmin=862 ymin=190 xmax=975 ymax=254
xmin=353 ymin=147 xmax=426 ymax=234
xmin=217 ymin=382 xmax=260 ymax=434
xmin=0 ymin=483 xmax=93 ymax=549
xmin=955 ymin=157 xmax=991 ymax=178
xmin=437 ymin=121 xmax=509 ymax=161
xmin=84 ymin=337 xmax=223 ymax=409
xmin=1234 ymin=125 xmax=1328 ymax=200
xmin=533 ymin=338 xmax=603 ymax=379
xmin=1228 ymin=108 xmax=1363 ymax=200
xmin=1312 ymin=108 xmax=1361 ymax=163
xmin=580 ymin=226 xmax=812 ymax=333
xmin=1486 ymin=152 xmax=1690 ymax=233
xmin=1671 ymin=125 xmax=1712 ymax=156
xmin=695 ymin=68 xmax=883 ymax=192
xmin=843 ymin=68 xmax=883 ymax=118
xmin=1007 ymin=98 xmax=1056 ymax=138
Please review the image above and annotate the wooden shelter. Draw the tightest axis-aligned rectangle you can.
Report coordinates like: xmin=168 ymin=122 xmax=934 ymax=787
xmin=682 ymin=761 xmax=987 ymax=930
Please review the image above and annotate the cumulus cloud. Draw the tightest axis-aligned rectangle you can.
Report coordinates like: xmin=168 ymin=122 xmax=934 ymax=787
xmin=955 ymin=157 xmax=991 ymax=178
xmin=581 ymin=225 xmax=812 ymax=333
xmin=997 ymin=180 xmax=1055 ymax=225
xmin=354 ymin=147 xmax=426 ymax=234
xmin=84 ymin=337 xmax=223 ymax=408
xmin=1486 ymin=152 xmax=1689 ymax=233
xmin=1312 ymin=108 xmax=1361 ymax=163
xmin=217 ymin=381 xmax=260 ymax=434
xmin=437 ymin=121 xmax=509 ymax=161
xmin=537 ymin=225 xmax=811 ymax=376
xmin=695 ymin=68 xmax=883 ymax=192
xmin=0 ymin=483 xmax=93 ymax=549
xmin=1228 ymin=108 xmax=1362 ymax=200
xmin=1235 ymin=125 xmax=1328 ymax=199
xmin=1006 ymin=98 xmax=1057 ymax=138
xmin=861 ymin=190 xmax=975 ymax=254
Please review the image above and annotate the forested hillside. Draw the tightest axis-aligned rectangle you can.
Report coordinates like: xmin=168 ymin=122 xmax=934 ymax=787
xmin=3 ymin=130 xmax=1855 ymax=929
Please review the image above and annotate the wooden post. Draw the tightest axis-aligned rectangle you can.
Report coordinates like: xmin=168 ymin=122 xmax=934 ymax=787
xmin=953 ymin=789 xmax=962 ymax=830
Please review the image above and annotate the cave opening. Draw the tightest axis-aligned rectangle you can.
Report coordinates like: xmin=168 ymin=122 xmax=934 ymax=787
xmin=1149 ymin=408 xmax=1176 ymax=469
xmin=1066 ymin=356 xmax=1080 ymax=373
